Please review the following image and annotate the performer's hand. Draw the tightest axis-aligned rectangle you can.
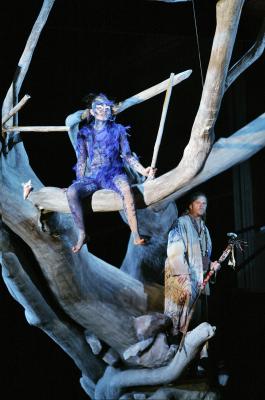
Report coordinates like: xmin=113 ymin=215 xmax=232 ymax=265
xmin=210 ymin=261 xmax=221 ymax=272
xmin=144 ymin=166 xmax=157 ymax=178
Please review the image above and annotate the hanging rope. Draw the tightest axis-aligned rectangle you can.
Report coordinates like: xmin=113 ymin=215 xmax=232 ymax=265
xmin=191 ymin=0 xmax=204 ymax=88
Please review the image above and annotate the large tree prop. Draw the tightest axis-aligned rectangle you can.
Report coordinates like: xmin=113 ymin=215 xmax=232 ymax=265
xmin=1 ymin=1 xmax=265 ymax=399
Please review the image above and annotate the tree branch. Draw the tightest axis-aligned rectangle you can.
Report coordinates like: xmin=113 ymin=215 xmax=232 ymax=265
xmin=2 ymin=94 xmax=31 ymax=126
xmin=225 ymin=17 xmax=265 ymax=91
xmin=2 ymin=71 xmax=192 ymax=135
xmin=142 ymin=0 xmax=246 ymax=204
xmin=2 ymin=0 xmax=55 ymax=121
xmin=153 ymin=112 xmax=265 ymax=205
xmin=2 ymin=126 xmax=68 ymax=133
xmin=26 ymin=112 xmax=265 ymax=212
xmin=1 ymin=226 xmax=105 ymax=395
xmin=114 ymin=70 xmax=192 ymax=114
xmin=2 ymin=150 xmax=164 ymax=354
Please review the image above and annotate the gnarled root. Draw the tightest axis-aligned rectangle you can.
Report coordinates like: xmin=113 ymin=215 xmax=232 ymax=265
xmin=94 ymin=322 xmax=215 ymax=400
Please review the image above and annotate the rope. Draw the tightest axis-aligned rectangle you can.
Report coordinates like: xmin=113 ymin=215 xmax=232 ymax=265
xmin=191 ymin=0 xmax=204 ymax=88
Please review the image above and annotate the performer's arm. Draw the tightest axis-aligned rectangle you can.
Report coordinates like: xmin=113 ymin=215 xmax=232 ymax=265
xmin=125 ymin=154 xmax=150 ymax=176
xmin=120 ymin=129 xmax=155 ymax=177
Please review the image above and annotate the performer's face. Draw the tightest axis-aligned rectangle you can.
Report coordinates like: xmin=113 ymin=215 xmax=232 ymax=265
xmin=189 ymin=196 xmax=207 ymax=218
xmin=91 ymin=100 xmax=112 ymax=121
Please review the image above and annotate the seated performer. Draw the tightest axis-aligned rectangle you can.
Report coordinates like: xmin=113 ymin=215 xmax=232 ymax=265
xmin=164 ymin=192 xmax=220 ymax=338
xmin=66 ymin=93 xmax=155 ymax=253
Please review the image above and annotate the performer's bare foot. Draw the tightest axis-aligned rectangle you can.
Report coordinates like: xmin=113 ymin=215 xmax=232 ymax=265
xmin=72 ymin=231 xmax=87 ymax=253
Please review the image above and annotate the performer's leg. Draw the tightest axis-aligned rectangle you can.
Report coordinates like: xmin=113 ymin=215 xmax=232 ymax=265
xmin=112 ymin=175 xmax=145 ymax=245
xmin=66 ymin=179 xmax=98 ymax=253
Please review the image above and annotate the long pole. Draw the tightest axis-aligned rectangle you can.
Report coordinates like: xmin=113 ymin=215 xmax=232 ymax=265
xmin=148 ymin=72 xmax=175 ymax=178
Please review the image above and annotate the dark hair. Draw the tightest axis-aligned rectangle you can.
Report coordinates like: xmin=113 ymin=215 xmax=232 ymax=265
xmin=81 ymin=93 xmax=97 ymax=109
xmin=81 ymin=92 xmax=117 ymax=108
xmin=187 ymin=191 xmax=207 ymax=207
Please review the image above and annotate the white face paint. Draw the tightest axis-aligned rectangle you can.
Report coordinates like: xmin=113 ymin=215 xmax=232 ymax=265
xmin=91 ymin=99 xmax=112 ymax=121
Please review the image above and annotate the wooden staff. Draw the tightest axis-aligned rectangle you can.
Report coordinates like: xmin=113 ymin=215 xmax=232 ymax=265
xmin=148 ymin=72 xmax=175 ymax=179
xmin=178 ymin=233 xmax=245 ymax=351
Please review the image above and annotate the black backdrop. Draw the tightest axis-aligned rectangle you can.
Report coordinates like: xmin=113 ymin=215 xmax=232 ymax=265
xmin=1 ymin=1 xmax=265 ymax=399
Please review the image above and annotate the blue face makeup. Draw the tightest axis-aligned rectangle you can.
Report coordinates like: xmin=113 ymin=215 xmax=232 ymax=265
xmin=91 ymin=95 xmax=114 ymax=120
xmin=92 ymin=102 xmax=111 ymax=119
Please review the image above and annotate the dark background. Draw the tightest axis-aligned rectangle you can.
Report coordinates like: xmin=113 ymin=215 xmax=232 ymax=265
xmin=1 ymin=1 xmax=265 ymax=399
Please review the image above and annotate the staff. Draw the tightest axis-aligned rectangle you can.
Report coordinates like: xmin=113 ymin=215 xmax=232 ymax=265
xmin=148 ymin=72 xmax=175 ymax=179
xmin=179 ymin=232 xmax=247 ymax=351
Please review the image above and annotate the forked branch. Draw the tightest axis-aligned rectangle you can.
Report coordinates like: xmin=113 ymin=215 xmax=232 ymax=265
xmin=2 ymin=0 xmax=55 ymax=119
xmin=226 ymin=17 xmax=265 ymax=91
xmin=2 ymin=70 xmax=192 ymax=134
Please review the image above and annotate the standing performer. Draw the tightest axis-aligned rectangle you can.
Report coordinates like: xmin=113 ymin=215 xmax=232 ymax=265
xmin=164 ymin=192 xmax=220 ymax=339
xmin=66 ymin=93 xmax=155 ymax=253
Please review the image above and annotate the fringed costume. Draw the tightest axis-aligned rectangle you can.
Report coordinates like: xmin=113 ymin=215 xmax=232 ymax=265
xmin=65 ymin=93 xmax=149 ymax=252
xmin=67 ymin=121 xmax=144 ymax=234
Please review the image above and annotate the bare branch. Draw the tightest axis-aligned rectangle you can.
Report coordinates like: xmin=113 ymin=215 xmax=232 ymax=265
xmin=2 ymin=0 xmax=55 ymax=118
xmin=2 ymin=126 xmax=68 ymax=133
xmin=3 ymin=1 xmax=264 ymax=398
xmin=26 ymin=113 xmax=265 ymax=213
xmin=114 ymin=70 xmax=192 ymax=114
xmin=3 ymin=72 xmax=191 ymax=135
xmin=128 ymin=0 xmax=246 ymax=206
xmin=2 ymin=252 xmax=104 ymax=392
xmin=226 ymin=17 xmax=265 ymax=91
xmin=159 ymin=112 xmax=265 ymax=205
xmin=2 ymin=94 xmax=31 ymax=126
xmin=167 ymin=0 xmax=245 ymax=186
xmin=27 ymin=0 xmax=251 ymax=213
xmin=3 ymin=71 xmax=191 ymax=136
xmin=2 ymin=146 xmax=165 ymax=361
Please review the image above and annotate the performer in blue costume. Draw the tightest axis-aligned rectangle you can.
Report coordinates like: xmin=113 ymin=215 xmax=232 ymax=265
xmin=66 ymin=93 xmax=155 ymax=253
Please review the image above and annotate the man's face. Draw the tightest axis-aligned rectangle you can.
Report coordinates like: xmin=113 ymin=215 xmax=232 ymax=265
xmin=189 ymin=196 xmax=207 ymax=218
xmin=91 ymin=100 xmax=112 ymax=121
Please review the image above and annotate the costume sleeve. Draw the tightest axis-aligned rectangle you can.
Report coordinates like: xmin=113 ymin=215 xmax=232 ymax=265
xmin=65 ymin=110 xmax=85 ymax=129
xmin=65 ymin=110 xmax=86 ymax=150
xmin=75 ymin=130 xmax=88 ymax=179
xmin=119 ymin=126 xmax=147 ymax=176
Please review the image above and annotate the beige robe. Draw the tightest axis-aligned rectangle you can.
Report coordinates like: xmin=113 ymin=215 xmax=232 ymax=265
xmin=164 ymin=215 xmax=212 ymax=335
